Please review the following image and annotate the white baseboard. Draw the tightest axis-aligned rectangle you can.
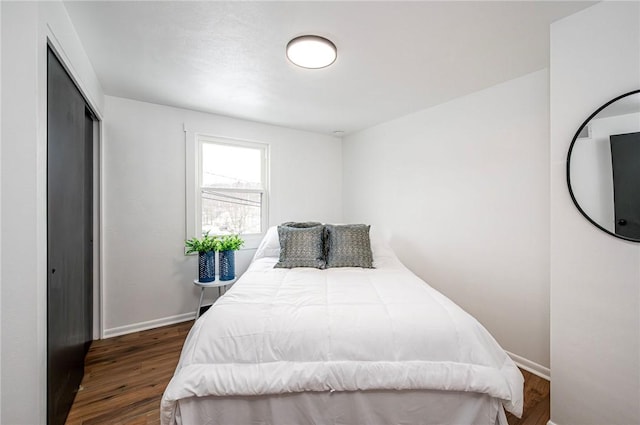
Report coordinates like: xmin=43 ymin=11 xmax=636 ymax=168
xmin=547 ymin=421 xmax=557 ymax=425
xmin=102 ymin=311 xmax=195 ymax=338
xmin=506 ymin=351 xmax=550 ymax=381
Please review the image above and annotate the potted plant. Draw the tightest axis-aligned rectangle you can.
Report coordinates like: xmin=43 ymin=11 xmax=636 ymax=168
xmin=215 ymin=234 xmax=244 ymax=281
xmin=185 ymin=232 xmax=218 ymax=282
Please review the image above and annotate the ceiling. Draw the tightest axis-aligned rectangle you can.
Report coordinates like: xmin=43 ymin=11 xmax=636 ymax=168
xmin=64 ymin=1 xmax=594 ymax=135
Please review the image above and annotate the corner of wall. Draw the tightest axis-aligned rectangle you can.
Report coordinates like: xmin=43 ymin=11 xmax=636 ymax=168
xmin=549 ymin=2 xmax=640 ymax=424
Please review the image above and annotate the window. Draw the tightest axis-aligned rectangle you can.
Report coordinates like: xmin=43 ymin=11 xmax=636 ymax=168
xmin=186 ymin=132 xmax=269 ymax=248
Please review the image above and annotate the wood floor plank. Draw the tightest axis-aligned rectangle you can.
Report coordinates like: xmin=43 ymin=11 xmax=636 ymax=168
xmin=66 ymin=320 xmax=550 ymax=425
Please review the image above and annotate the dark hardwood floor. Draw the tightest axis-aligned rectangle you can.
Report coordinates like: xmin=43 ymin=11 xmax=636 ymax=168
xmin=506 ymin=369 xmax=550 ymax=425
xmin=66 ymin=321 xmax=549 ymax=425
xmin=65 ymin=321 xmax=192 ymax=425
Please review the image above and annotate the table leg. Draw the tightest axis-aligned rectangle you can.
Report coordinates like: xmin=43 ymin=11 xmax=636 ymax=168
xmin=196 ymin=287 xmax=205 ymax=319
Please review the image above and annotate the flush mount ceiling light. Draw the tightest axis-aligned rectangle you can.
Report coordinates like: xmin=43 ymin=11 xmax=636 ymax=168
xmin=286 ymin=35 xmax=337 ymax=69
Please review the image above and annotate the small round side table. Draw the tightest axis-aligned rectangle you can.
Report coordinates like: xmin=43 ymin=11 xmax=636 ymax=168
xmin=193 ymin=277 xmax=237 ymax=319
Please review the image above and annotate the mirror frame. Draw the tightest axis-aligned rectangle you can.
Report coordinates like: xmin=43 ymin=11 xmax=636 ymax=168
xmin=566 ymin=89 xmax=640 ymax=243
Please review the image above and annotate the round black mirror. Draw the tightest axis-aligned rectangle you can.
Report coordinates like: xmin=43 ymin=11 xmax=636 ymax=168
xmin=567 ymin=90 xmax=640 ymax=242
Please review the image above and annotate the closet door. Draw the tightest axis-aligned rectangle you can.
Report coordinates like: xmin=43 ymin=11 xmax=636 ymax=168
xmin=47 ymin=47 xmax=93 ymax=425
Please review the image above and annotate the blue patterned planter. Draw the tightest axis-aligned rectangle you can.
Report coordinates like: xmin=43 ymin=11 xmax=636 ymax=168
xmin=198 ymin=251 xmax=215 ymax=282
xmin=219 ymin=250 xmax=235 ymax=281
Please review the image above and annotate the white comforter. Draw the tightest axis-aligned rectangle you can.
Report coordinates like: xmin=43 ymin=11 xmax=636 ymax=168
xmin=161 ymin=254 xmax=523 ymax=425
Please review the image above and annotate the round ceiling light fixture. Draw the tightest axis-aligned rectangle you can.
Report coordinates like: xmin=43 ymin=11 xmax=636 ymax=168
xmin=286 ymin=35 xmax=337 ymax=69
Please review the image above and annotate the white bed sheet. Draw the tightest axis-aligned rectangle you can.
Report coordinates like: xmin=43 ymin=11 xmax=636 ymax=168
xmin=161 ymin=237 xmax=523 ymax=425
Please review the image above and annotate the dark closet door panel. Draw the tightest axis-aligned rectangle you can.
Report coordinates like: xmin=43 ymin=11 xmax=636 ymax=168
xmin=84 ymin=109 xmax=94 ymax=354
xmin=47 ymin=47 xmax=93 ymax=425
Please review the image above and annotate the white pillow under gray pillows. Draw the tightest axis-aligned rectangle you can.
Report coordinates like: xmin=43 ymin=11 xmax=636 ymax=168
xmin=274 ymin=223 xmax=326 ymax=269
xmin=325 ymin=224 xmax=374 ymax=268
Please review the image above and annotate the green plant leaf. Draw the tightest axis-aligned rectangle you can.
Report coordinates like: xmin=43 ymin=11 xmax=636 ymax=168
xmin=216 ymin=234 xmax=245 ymax=251
xmin=184 ymin=231 xmax=219 ymax=253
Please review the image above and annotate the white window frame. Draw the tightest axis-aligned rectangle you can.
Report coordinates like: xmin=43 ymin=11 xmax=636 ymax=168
xmin=185 ymin=128 xmax=269 ymax=251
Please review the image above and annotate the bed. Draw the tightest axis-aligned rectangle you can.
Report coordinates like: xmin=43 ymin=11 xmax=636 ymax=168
xmin=161 ymin=225 xmax=523 ymax=425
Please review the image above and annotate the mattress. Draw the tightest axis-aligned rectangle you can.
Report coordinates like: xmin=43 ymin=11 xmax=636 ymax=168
xmin=161 ymin=231 xmax=523 ymax=425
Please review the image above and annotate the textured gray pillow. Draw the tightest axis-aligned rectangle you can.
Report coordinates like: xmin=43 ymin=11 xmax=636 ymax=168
xmin=280 ymin=221 xmax=323 ymax=229
xmin=275 ymin=224 xmax=326 ymax=269
xmin=325 ymin=224 xmax=374 ymax=268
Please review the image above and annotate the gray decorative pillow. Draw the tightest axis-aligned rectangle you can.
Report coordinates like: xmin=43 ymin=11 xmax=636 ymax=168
xmin=275 ymin=224 xmax=326 ymax=269
xmin=325 ymin=224 xmax=374 ymax=268
xmin=280 ymin=221 xmax=323 ymax=229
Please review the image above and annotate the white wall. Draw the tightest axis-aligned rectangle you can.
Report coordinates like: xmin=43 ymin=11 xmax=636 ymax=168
xmin=102 ymin=96 xmax=342 ymax=336
xmin=342 ymin=70 xmax=550 ymax=372
xmin=0 ymin=0 xmax=3 ymax=413
xmin=550 ymin=2 xmax=640 ymax=425
xmin=0 ymin=1 xmax=104 ymax=423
